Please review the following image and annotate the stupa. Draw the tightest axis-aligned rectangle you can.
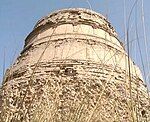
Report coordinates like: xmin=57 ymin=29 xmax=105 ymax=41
xmin=0 ymin=8 xmax=149 ymax=122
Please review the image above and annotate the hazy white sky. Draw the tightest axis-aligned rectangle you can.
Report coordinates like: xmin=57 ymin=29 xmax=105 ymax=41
xmin=0 ymin=0 xmax=150 ymax=88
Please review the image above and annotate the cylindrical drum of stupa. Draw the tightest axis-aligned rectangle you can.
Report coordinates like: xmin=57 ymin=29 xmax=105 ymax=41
xmin=0 ymin=8 xmax=149 ymax=122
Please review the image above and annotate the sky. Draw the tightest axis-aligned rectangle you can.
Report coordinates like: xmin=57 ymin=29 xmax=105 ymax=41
xmin=0 ymin=0 xmax=150 ymax=89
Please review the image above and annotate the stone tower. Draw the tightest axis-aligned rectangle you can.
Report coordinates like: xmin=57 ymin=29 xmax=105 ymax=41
xmin=0 ymin=8 xmax=149 ymax=122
